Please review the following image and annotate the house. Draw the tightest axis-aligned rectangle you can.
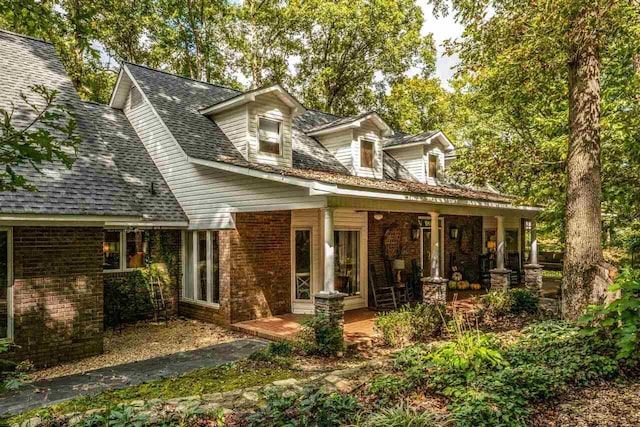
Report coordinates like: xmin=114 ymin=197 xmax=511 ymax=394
xmin=0 ymin=30 xmax=543 ymax=366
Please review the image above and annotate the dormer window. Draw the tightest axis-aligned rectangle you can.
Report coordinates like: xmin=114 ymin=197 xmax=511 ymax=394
xmin=427 ymin=153 xmax=439 ymax=178
xmin=258 ymin=117 xmax=282 ymax=155
xmin=360 ymin=139 xmax=374 ymax=169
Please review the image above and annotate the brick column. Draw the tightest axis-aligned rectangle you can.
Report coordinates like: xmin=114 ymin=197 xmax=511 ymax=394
xmin=490 ymin=269 xmax=510 ymax=292
xmin=422 ymin=277 xmax=448 ymax=304
xmin=313 ymin=291 xmax=346 ymax=352
xmin=524 ymin=264 xmax=543 ymax=296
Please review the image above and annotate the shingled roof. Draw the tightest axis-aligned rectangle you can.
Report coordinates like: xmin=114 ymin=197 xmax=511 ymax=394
xmin=0 ymin=31 xmax=185 ymax=221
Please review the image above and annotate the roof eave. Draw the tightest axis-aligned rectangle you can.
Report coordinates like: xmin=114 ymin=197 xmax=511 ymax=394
xmin=199 ymin=84 xmax=307 ymax=117
xmin=307 ymin=112 xmax=394 ymax=137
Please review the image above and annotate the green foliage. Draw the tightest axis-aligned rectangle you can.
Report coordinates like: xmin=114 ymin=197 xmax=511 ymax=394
xmin=580 ymin=269 xmax=640 ymax=360
xmin=248 ymin=341 xmax=294 ymax=368
xmin=369 ymin=374 xmax=412 ymax=405
xmin=375 ymin=304 xmax=446 ymax=348
xmin=0 ymin=85 xmax=80 ymax=192
xmin=77 ymin=404 xmax=149 ymax=427
xmin=247 ymin=387 xmax=359 ymax=427
xmin=363 ymin=404 xmax=446 ymax=427
xmin=0 ymin=340 xmax=30 ymax=393
xmin=394 ymin=320 xmax=621 ymax=427
xmin=300 ymin=314 xmax=344 ymax=356
xmin=104 ymin=270 xmax=154 ymax=328
xmin=479 ymin=289 xmax=539 ymax=318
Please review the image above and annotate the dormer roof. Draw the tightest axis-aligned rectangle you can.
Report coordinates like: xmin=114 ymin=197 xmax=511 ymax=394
xmin=306 ymin=111 xmax=394 ymax=137
xmin=199 ymin=84 xmax=306 ymax=117
xmin=383 ymin=130 xmax=455 ymax=152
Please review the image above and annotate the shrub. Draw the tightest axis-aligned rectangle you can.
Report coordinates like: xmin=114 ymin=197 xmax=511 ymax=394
xmin=375 ymin=307 xmax=413 ymax=348
xmin=509 ymin=289 xmax=539 ymax=314
xmin=300 ymin=314 xmax=344 ymax=356
xmin=369 ymin=374 xmax=412 ymax=405
xmin=247 ymin=387 xmax=359 ymax=427
xmin=248 ymin=341 xmax=294 ymax=367
xmin=376 ymin=304 xmax=447 ymax=347
xmin=579 ymin=269 xmax=640 ymax=360
xmin=0 ymin=340 xmax=29 ymax=393
xmin=479 ymin=289 xmax=539 ymax=318
xmin=364 ymin=404 xmax=446 ymax=427
xmin=104 ymin=270 xmax=154 ymax=328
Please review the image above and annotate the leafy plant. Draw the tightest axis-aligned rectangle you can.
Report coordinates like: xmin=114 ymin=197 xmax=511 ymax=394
xmin=479 ymin=289 xmax=539 ymax=319
xmin=247 ymin=387 xmax=359 ymax=427
xmin=0 ymin=340 xmax=30 ymax=393
xmin=364 ymin=404 xmax=446 ymax=427
xmin=410 ymin=303 xmax=447 ymax=342
xmin=369 ymin=374 xmax=411 ymax=405
xmin=509 ymin=289 xmax=539 ymax=315
xmin=579 ymin=269 xmax=640 ymax=360
xmin=78 ymin=404 xmax=149 ymax=427
xmin=300 ymin=314 xmax=344 ymax=356
xmin=375 ymin=307 xmax=413 ymax=348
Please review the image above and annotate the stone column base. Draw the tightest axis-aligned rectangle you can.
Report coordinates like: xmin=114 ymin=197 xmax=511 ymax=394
xmin=489 ymin=269 xmax=511 ymax=292
xmin=314 ymin=291 xmax=346 ymax=329
xmin=523 ymin=264 xmax=543 ymax=296
xmin=421 ymin=277 xmax=448 ymax=305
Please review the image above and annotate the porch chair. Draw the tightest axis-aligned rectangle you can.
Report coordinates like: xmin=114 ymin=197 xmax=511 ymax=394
xmin=368 ymin=264 xmax=397 ymax=310
xmin=385 ymin=258 xmax=409 ymax=305
xmin=507 ymin=252 xmax=521 ymax=285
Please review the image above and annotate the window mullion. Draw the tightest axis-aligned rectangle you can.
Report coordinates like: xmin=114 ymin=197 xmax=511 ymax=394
xmin=192 ymin=231 xmax=199 ymax=299
xmin=206 ymin=231 xmax=213 ymax=303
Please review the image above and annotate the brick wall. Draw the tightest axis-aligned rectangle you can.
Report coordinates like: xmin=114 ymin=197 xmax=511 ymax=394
xmin=443 ymin=215 xmax=483 ymax=282
xmin=8 ymin=227 xmax=104 ymax=367
xmin=229 ymin=211 xmax=291 ymax=323
xmin=104 ymin=230 xmax=181 ymax=326
xmin=368 ymin=212 xmax=421 ymax=283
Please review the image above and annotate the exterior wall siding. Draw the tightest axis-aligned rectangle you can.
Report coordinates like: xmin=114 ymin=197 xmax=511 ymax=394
xmin=123 ymin=87 xmax=320 ymax=229
xmin=387 ymin=145 xmax=424 ymax=182
xmin=317 ymin=129 xmax=354 ymax=173
xmin=8 ymin=227 xmax=104 ymax=367
xmin=212 ymin=105 xmax=249 ymax=157
xmin=353 ymin=122 xmax=383 ymax=179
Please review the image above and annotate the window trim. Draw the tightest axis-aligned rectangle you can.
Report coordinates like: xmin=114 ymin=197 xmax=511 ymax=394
xmin=103 ymin=229 xmax=150 ymax=273
xmin=291 ymin=227 xmax=313 ymax=303
xmin=256 ymin=115 xmax=283 ymax=156
xmin=359 ymin=138 xmax=375 ymax=170
xmin=0 ymin=227 xmax=13 ymax=341
xmin=427 ymin=152 xmax=439 ymax=179
xmin=181 ymin=230 xmax=220 ymax=308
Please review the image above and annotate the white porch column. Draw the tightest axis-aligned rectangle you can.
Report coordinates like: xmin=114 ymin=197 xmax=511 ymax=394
xmin=530 ymin=219 xmax=538 ymax=265
xmin=495 ymin=215 xmax=505 ymax=270
xmin=323 ymin=207 xmax=335 ymax=293
xmin=430 ymin=211 xmax=440 ymax=278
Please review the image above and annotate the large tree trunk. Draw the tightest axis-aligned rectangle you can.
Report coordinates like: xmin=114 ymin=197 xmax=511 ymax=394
xmin=562 ymin=8 xmax=614 ymax=320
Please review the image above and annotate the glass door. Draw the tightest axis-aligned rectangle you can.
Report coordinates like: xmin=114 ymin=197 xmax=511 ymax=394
xmin=293 ymin=229 xmax=312 ymax=301
xmin=334 ymin=230 xmax=360 ymax=297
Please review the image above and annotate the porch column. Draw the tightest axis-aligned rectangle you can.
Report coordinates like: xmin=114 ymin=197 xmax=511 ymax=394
xmin=315 ymin=207 xmax=345 ymax=353
xmin=323 ymin=207 xmax=335 ymax=293
xmin=524 ymin=218 xmax=543 ymax=296
xmin=490 ymin=215 xmax=511 ymax=292
xmin=422 ymin=211 xmax=447 ymax=305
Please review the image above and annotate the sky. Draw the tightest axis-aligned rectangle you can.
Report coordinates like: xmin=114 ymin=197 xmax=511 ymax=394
xmin=417 ymin=1 xmax=464 ymax=89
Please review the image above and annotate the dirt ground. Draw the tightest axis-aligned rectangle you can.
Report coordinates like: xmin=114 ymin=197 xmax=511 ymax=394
xmin=529 ymin=381 xmax=640 ymax=427
xmin=31 ymin=318 xmax=248 ymax=381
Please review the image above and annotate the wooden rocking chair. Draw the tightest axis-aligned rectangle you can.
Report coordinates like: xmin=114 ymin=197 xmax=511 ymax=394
xmin=369 ymin=264 xmax=397 ymax=310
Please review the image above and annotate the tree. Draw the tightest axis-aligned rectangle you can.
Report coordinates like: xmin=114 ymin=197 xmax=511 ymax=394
xmin=0 ymin=86 xmax=81 ymax=192
xmin=432 ymin=0 xmax=640 ymax=319
xmin=291 ymin=0 xmax=434 ymax=116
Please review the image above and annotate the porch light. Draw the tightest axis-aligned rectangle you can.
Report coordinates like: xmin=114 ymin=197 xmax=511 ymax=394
xmin=450 ymin=226 xmax=459 ymax=240
xmin=411 ymin=225 xmax=420 ymax=241
xmin=373 ymin=213 xmax=384 ymax=221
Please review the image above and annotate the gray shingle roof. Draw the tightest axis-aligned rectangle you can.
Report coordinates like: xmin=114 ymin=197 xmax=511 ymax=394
xmin=82 ymin=102 xmax=187 ymax=222
xmin=305 ymin=111 xmax=375 ymax=134
xmin=383 ymin=131 xmax=441 ymax=148
xmin=0 ymin=30 xmax=140 ymax=217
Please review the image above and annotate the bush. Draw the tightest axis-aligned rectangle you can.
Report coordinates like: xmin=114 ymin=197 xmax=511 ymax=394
xmin=375 ymin=304 xmax=446 ymax=347
xmin=479 ymin=289 xmax=539 ymax=318
xmin=579 ymin=269 xmax=640 ymax=360
xmin=247 ymin=387 xmax=359 ymax=427
xmin=104 ymin=270 xmax=154 ymax=328
xmin=509 ymin=289 xmax=539 ymax=314
xmin=369 ymin=374 xmax=412 ymax=405
xmin=248 ymin=341 xmax=294 ymax=367
xmin=364 ymin=404 xmax=446 ymax=427
xmin=300 ymin=314 xmax=344 ymax=356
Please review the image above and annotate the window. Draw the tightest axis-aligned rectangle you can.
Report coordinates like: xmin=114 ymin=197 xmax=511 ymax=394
xmin=294 ymin=230 xmax=312 ymax=300
xmin=360 ymin=139 xmax=374 ymax=169
xmin=103 ymin=230 xmax=150 ymax=271
xmin=183 ymin=230 xmax=220 ymax=305
xmin=428 ymin=153 xmax=439 ymax=178
xmin=103 ymin=231 xmax=122 ymax=270
xmin=0 ymin=228 xmax=11 ymax=339
xmin=334 ymin=231 xmax=360 ymax=296
xmin=258 ymin=117 xmax=282 ymax=155
xmin=130 ymin=86 xmax=142 ymax=109
xmin=126 ymin=230 xmax=149 ymax=269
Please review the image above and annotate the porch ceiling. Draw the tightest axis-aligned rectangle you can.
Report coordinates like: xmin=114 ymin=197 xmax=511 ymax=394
xmin=327 ymin=195 xmax=540 ymax=218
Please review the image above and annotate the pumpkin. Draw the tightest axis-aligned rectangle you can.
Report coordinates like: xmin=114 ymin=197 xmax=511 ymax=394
xmin=470 ymin=282 xmax=482 ymax=290
xmin=452 ymin=272 xmax=463 ymax=281
xmin=458 ymin=281 xmax=469 ymax=290
xmin=448 ymin=280 xmax=458 ymax=290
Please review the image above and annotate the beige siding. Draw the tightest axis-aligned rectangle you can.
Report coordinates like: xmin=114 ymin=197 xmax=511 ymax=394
xmin=387 ymin=145 xmax=424 ymax=182
xmin=247 ymin=93 xmax=293 ymax=167
xmin=211 ymin=105 xmax=249 ymax=158
xmin=317 ymin=129 xmax=355 ymax=173
xmin=123 ymin=89 xmax=322 ymax=229
xmin=353 ymin=121 xmax=383 ymax=179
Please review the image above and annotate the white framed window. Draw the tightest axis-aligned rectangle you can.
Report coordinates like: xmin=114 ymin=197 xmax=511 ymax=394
xmin=257 ymin=116 xmax=282 ymax=155
xmin=182 ymin=230 xmax=220 ymax=306
xmin=292 ymin=229 xmax=312 ymax=301
xmin=103 ymin=229 xmax=150 ymax=272
xmin=360 ymin=139 xmax=374 ymax=169
xmin=427 ymin=153 xmax=439 ymax=178
xmin=0 ymin=227 xmax=13 ymax=340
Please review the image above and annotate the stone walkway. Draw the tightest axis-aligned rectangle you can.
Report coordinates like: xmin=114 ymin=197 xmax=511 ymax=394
xmin=0 ymin=338 xmax=267 ymax=416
